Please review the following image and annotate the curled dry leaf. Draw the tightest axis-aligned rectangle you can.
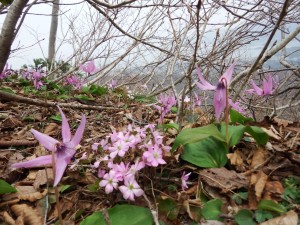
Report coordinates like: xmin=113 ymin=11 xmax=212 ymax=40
xmin=273 ymin=117 xmax=293 ymax=128
xmin=11 ymin=204 xmax=42 ymax=225
xmin=18 ymin=189 xmax=47 ymax=202
xmin=250 ymin=171 xmax=268 ymax=201
xmin=0 ymin=211 xmax=15 ymax=225
xmin=260 ymin=210 xmax=298 ymax=225
xmin=15 ymin=215 xmax=24 ymax=225
xmin=251 ymin=147 xmax=267 ymax=169
xmin=263 ymin=181 xmax=284 ymax=201
xmin=43 ymin=123 xmax=59 ymax=136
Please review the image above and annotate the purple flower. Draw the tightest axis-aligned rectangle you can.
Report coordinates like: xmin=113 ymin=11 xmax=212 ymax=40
xmin=142 ymin=144 xmax=166 ymax=167
xmin=0 ymin=64 xmax=11 ymax=79
xmin=119 ymin=176 xmax=144 ymax=201
xmin=65 ymin=75 xmax=83 ymax=89
xmin=153 ymin=93 xmax=177 ymax=123
xmin=228 ymin=99 xmax=245 ymax=114
xmin=181 ymin=171 xmax=191 ymax=191
xmin=79 ymin=60 xmax=97 ymax=75
xmin=32 ymin=70 xmax=45 ymax=90
xmin=12 ymin=106 xmax=86 ymax=187
xmin=246 ymin=74 xmax=277 ymax=96
xmin=108 ymin=79 xmax=117 ymax=89
xmin=195 ymin=62 xmax=235 ymax=120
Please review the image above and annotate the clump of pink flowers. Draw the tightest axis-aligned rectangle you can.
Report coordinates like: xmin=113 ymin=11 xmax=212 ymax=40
xmin=93 ymin=124 xmax=171 ymax=201
xmin=0 ymin=64 xmax=13 ymax=80
xmin=64 ymin=74 xmax=83 ymax=89
xmin=20 ymin=68 xmax=46 ymax=90
xmin=153 ymin=93 xmax=177 ymax=123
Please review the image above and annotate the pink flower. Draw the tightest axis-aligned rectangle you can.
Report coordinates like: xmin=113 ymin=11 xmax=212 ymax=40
xmin=65 ymin=75 xmax=83 ymax=89
xmin=195 ymin=62 xmax=235 ymax=120
xmin=108 ymin=140 xmax=129 ymax=158
xmin=114 ymin=162 xmax=130 ymax=181
xmin=246 ymin=74 xmax=277 ymax=96
xmin=143 ymin=144 xmax=166 ymax=167
xmin=12 ymin=106 xmax=86 ymax=186
xmin=181 ymin=171 xmax=191 ymax=191
xmin=79 ymin=60 xmax=97 ymax=75
xmin=0 ymin=64 xmax=10 ymax=79
xmin=99 ymin=170 xmax=119 ymax=194
xmin=108 ymin=79 xmax=117 ymax=89
xmin=119 ymin=176 xmax=144 ymax=201
xmin=228 ymin=99 xmax=245 ymax=113
xmin=126 ymin=160 xmax=145 ymax=177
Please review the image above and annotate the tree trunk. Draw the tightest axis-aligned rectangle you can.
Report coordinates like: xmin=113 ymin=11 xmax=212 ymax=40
xmin=48 ymin=0 xmax=59 ymax=72
xmin=0 ymin=0 xmax=29 ymax=72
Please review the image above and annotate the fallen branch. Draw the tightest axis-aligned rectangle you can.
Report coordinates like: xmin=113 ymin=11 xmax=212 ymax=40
xmin=0 ymin=140 xmax=37 ymax=147
xmin=0 ymin=90 xmax=122 ymax=111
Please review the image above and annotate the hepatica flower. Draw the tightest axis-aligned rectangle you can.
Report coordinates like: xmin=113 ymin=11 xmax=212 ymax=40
xmin=195 ymin=62 xmax=236 ymax=120
xmin=181 ymin=171 xmax=191 ymax=191
xmin=12 ymin=106 xmax=86 ymax=187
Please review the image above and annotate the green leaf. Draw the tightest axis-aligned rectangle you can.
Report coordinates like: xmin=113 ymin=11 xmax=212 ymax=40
xmin=220 ymin=124 xmax=246 ymax=147
xmin=230 ymin=109 xmax=253 ymax=125
xmin=0 ymin=179 xmax=17 ymax=194
xmin=87 ymin=183 xmax=99 ymax=192
xmin=75 ymin=94 xmax=95 ymax=101
xmin=255 ymin=209 xmax=274 ymax=223
xmin=245 ymin=126 xmax=268 ymax=146
xmin=0 ymin=87 xmax=15 ymax=94
xmin=80 ymin=212 xmax=106 ymax=225
xmin=182 ymin=137 xmax=227 ymax=168
xmin=108 ymin=204 xmax=153 ymax=225
xmin=59 ymin=185 xmax=72 ymax=193
xmin=201 ymin=199 xmax=222 ymax=220
xmin=89 ymin=84 xmax=108 ymax=96
xmin=171 ymin=106 xmax=178 ymax=113
xmin=235 ymin=209 xmax=256 ymax=225
xmin=158 ymin=198 xmax=179 ymax=220
xmin=258 ymin=200 xmax=287 ymax=214
xmin=159 ymin=123 xmax=179 ymax=131
xmin=172 ymin=124 xmax=226 ymax=151
xmin=232 ymin=192 xmax=248 ymax=205
xmin=50 ymin=114 xmax=62 ymax=122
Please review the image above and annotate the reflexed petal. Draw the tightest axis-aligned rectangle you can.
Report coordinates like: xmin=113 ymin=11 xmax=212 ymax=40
xmin=12 ymin=155 xmax=52 ymax=168
xmin=31 ymin=129 xmax=59 ymax=151
xmin=195 ymin=67 xmax=216 ymax=90
xmin=250 ymin=80 xmax=263 ymax=96
xmin=57 ymin=106 xmax=71 ymax=143
xmin=68 ymin=114 xmax=86 ymax=148
xmin=263 ymin=74 xmax=273 ymax=95
xmin=220 ymin=62 xmax=236 ymax=84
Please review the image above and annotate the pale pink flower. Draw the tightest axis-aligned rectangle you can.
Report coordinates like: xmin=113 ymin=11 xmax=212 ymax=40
xmin=119 ymin=176 xmax=144 ymax=201
xmin=108 ymin=140 xmax=129 ymax=158
xmin=99 ymin=170 xmax=119 ymax=194
xmin=246 ymin=74 xmax=277 ymax=96
xmin=79 ymin=60 xmax=98 ymax=75
xmin=181 ymin=171 xmax=191 ymax=191
xmin=143 ymin=144 xmax=166 ymax=167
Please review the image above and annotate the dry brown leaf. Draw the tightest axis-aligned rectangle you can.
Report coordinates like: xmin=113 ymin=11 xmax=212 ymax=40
xmin=0 ymin=211 xmax=15 ymax=225
xmin=263 ymin=181 xmax=284 ymax=201
xmin=198 ymin=168 xmax=248 ymax=192
xmin=15 ymin=215 xmax=24 ymax=225
xmin=33 ymin=168 xmax=54 ymax=189
xmin=273 ymin=117 xmax=293 ymax=128
xmin=0 ymin=199 xmax=20 ymax=208
xmin=11 ymin=204 xmax=43 ymax=225
xmin=250 ymin=171 xmax=268 ymax=201
xmin=44 ymin=123 xmax=59 ymax=136
xmin=251 ymin=147 xmax=267 ymax=168
xmin=260 ymin=210 xmax=298 ymax=225
xmin=18 ymin=189 xmax=47 ymax=202
xmin=227 ymin=150 xmax=244 ymax=167
xmin=261 ymin=127 xmax=281 ymax=141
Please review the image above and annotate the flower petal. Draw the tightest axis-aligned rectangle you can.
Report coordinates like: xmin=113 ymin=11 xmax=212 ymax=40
xmin=195 ymin=67 xmax=216 ymax=90
xmin=57 ymin=106 xmax=71 ymax=143
xmin=250 ymin=80 xmax=263 ymax=96
xmin=68 ymin=114 xmax=86 ymax=148
xmin=31 ymin=129 xmax=59 ymax=151
xmin=213 ymin=85 xmax=226 ymax=121
xmin=220 ymin=62 xmax=236 ymax=84
xmin=53 ymin=148 xmax=75 ymax=187
xmin=263 ymin=74 xmax=273 ymax=95
xmin=12 ymin=155 xmax=52 ymax=168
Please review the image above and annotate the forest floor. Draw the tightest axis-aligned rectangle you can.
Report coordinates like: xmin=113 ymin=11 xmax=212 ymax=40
xmin=0 ymin=80 xmax=299 ymax=225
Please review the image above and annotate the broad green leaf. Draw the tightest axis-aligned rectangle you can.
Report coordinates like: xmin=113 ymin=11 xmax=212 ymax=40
xmin=159 ymin=123 xmax=179 ymax=131
xmin=201 ymin=199 xmax=222 ymax=220
xmin=0 ymin=179 xmax=17 ymax=194
xmin=258 ymin=200 xmax=287 ymax=214
xmin=182 ymin=137 xmax=227 ymax=168
xmin=220 ymin=123 xmax=245 ymax=147
xmin=235 ymin=209 xmax=256 ymax=225
xmin=230 ymin=109 xmax=253 ymax=125
xmin=108 ymin=204 xmax=153 ymax=225
xmin=158 ymin=198 xmax=179 ymax=220
xmin=80 ymin=212 xmax=106 ymax=225
xmin=89 ymin=84 xmax=108 ymax=96
xmin=172 ymin=124 xmax=226 ymax=151
xmin=255 ymin=209 xmax=274 ymax=223
xmin=245 ymin=126 xmax=268 ymax=145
